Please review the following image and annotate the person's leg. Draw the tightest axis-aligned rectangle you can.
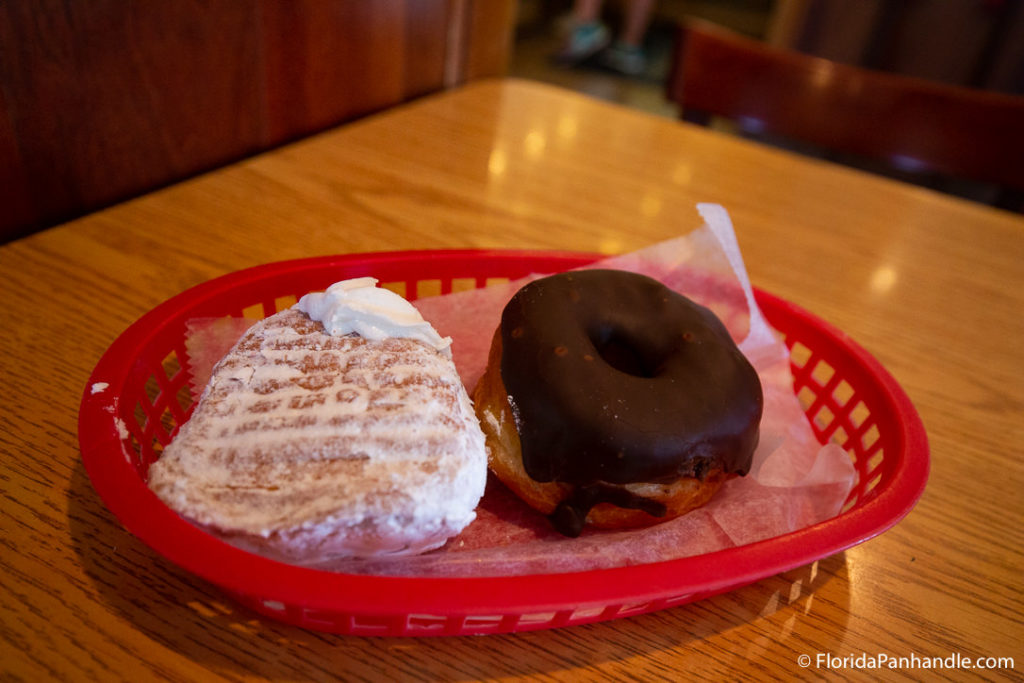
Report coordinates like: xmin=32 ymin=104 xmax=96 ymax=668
xmin=602 ymin=0 xmax=654 ymax=75
xmin=619 ymin=0 xmax=655 ymax=47
xmin=573 ymin=0 xmax=603 ymax=24
xmin=555 ymin=0 xmax=610 ymax=64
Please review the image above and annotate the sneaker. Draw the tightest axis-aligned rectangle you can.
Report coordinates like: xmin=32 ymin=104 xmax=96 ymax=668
xmin=555 ymin=22 xmax=611 ymax=65
xmin=601 ymin=41 xmax=647 ymax=76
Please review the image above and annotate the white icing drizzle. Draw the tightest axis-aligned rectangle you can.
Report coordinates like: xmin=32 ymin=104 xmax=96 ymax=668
xmin=294 ymin=277 xmax=452 ymax=356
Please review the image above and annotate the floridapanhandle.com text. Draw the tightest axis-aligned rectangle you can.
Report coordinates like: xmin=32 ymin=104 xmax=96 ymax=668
xmin=797 ymin=652 xmax=1015 ymax=672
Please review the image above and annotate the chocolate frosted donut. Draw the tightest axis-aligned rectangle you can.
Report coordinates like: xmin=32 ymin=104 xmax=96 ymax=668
xmin=473 ymin=269 xmax=763 ymax=536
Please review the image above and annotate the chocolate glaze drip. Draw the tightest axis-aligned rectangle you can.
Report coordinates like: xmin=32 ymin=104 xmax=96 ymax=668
xmin=551 ymin=485 xmax=668 ymax=537
xmin=499 ymin=270 xmax=763 ymax=533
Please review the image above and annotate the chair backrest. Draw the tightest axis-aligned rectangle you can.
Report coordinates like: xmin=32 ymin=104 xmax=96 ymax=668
xmin=666 ymin=21 xmax=1024 ymax=193
xmin=0 ymin=0 xmax=514 ymax=242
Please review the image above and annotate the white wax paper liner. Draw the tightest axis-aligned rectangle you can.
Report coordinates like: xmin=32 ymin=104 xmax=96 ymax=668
xmin=317 ymin=204 xmax=857 ymax=576
xmin=178 ymin=205 xmax=855 ymax=575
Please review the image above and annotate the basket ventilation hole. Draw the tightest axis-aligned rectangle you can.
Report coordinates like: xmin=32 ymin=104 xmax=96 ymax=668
xmin=274 ymin=295 xmax=297 ymax=312
xmin=349 ymin=614 xmax=394 ymax=632
xmin=129 ymin=434 xmax=142 ymax=462
xmin=570 ymin=606 xmax=607 ymax=620
xmin=867 ymin=450 xmax=885 ymax=475
xmin=789 ymin=341 xmax=813 ymax=369
xmin=797 ymin=386 xmax=817 ymax=411
xmin=832 ymin=379 xmax=855 ymax=406
xmin=518 ymin=612 xmax=557 ymax=626
xmin=176 ymin=384 xmax=194 ymax=413
xmin=618 ymin=601 xmax=654 ymax=616
xmin=485 ymin=277 xmax=510 ymax=289
xmin=451 ymin=277 xmax=478 ymax=293
xmin=162 ymin=351 xmax=182 ymax=380
xmin=241 ymin=303 xmax=264 ymax=320
xmin=381 ymin=281 xmax=405 ymax=298
xmin=862 ymin=423 xmax=881 ymax=452
xmin=663 ymin=593 xmax=696 ymax=607
xmin=159 ymin=407 xmax=176 ymax=439
xmin=849 ymin=400 xmax=871 ymax=429
xmin=814 ymin=404 xmax=835 ymax=434
xmin=462 ymin=614 xmax=506 ymax=630
xmin=134 ymin=401 xmax=149 ymax=430
xmin=810 ymin=359 xmax=835 ymax=386
xmin=406 ymin=614 xmax=448 ymax=630
xmin=416 ymin=279 xmax=442 ymax=299
xmin=144 ymin=375 xmax=161 ymax=404
xmin=300 ymin=608 xmax=344 ymax=628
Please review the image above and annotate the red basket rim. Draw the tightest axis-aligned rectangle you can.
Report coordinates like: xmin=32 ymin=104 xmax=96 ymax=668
xmin=78 ymin=249 xmax=929 ymax=617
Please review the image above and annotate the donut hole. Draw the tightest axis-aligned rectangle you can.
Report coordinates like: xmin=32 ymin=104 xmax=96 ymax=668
xmin=589 ymin=325 xmax=661 ymax=378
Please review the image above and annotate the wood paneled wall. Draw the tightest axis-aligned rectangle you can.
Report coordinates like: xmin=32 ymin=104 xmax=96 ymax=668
xmin=0 ymin=0 xmax=515 ymax=241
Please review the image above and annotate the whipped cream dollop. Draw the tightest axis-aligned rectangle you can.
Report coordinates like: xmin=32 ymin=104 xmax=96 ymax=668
xmin=294 ymin=277 xmax=452 ymax=356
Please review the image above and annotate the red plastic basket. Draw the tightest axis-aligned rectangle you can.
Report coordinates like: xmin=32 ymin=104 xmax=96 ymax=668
xmin=78 ymin=250 xmax=928 ymax=636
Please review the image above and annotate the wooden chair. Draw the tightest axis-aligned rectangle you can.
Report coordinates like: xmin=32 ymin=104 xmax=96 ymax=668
xmin=0 ymin=0 xmax=515 ymax=242
xmin=666 ymin=21 xmax=1024 ymax=206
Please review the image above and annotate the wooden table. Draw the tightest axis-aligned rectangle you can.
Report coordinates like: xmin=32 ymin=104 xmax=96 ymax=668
xmin=3 ymin=78 xmax=1022 ymax=681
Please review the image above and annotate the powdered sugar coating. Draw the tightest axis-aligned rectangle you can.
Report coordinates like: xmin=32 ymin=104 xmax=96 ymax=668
xmin=147 ymin=309 xmax=487 ymax=564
